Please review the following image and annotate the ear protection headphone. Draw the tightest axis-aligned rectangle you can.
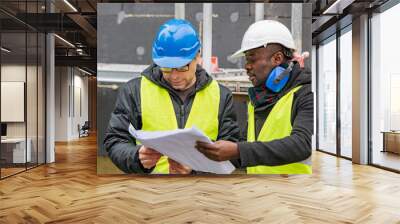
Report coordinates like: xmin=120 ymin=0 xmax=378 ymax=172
xmin=265 ymin=61 xmax=294 ymax=93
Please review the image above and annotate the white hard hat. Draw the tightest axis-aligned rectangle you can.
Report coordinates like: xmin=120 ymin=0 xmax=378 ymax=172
xmin=231 ymin=20 xmax=296 ymax=58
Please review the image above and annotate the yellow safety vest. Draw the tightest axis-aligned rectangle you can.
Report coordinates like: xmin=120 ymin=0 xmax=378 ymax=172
xmin=246 ymin=85 xmax=312 ymax=174
xmin=139 ymin=76 xmax=220 ymax=174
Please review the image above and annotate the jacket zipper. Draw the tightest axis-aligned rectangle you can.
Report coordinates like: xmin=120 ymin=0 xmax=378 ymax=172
xmin=180 ymin=104 xmax=185 ymax=129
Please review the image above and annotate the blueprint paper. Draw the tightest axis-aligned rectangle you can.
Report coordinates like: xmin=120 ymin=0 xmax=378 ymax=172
xmin=129 ymin=124 xmax=235 ymax=174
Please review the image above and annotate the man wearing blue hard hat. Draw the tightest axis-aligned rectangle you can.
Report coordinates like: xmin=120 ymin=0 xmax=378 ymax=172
xmin=104 ymin=19 xmax=240 ymax=174
xmin=196 ymin=20 xmax=313 ymax=174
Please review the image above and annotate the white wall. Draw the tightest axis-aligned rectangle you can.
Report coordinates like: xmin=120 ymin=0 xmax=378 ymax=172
xmin=72 ymin=73 xmax=89 ymax=138
xmin=55 ymin=67 xmax=89 ymax=141
xmin=1 ymin=65 xmax=28 ymax=138
xmin=1 ymin=64 xmax=26 ymax=81
xmin=1 ymin=64 xmax=25 ymax=126
xmin=1 ymin=82 xmax=25 ymax=122
xmin=55 ymin=66 xmax=69 ymax=141
xmin=2 ymin=64 xmax=46 ymax=163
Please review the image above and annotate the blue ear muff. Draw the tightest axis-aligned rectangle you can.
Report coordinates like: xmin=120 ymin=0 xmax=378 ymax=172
xmin=265 ymin=65 xmax=290 ymax=93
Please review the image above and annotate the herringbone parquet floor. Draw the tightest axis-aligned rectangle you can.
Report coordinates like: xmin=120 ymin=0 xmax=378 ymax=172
xmin=1 ymin=134 xmax=400 ymax=223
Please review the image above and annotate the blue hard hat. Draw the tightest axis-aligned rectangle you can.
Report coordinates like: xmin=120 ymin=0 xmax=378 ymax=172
xmin=152 ymin=19 xmax=201 ymax=68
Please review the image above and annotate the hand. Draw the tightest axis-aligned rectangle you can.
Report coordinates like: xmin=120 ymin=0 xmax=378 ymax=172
xmin=195 ymin=140 xmax=239 ymax=161
xmin=138 ymin=146 xmax=162 ymax=169
xmin=168 ymin=158 xmax=192 ymax=174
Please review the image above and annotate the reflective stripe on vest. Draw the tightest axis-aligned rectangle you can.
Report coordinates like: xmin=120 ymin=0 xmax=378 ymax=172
xmin=246 ymin=85 xmax=312 ymax=174
xmin=139 ymin=76 xmax=220 ymax=174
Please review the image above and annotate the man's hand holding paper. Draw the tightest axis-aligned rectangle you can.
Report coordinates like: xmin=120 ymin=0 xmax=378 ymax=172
xmin=129 ymin=124 xmax=235 ymax=174
xmin=138 ymin=146 xmax=162 ymax=169
xmin=195 ymin=140 xmax=239 ymax=161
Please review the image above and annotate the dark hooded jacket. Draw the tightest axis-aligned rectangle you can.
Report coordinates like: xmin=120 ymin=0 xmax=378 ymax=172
xmin=237 ymin=62 xmax=313 ymax=167
xmin=104 ymin=64 xmax=240 ymax=173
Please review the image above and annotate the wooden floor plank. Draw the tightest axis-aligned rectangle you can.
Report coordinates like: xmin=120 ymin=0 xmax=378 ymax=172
xmin=0 ymin=134 xmax=400 ymax=223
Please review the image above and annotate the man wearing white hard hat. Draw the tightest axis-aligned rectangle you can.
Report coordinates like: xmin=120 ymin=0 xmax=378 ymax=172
xmin=196 ymin=20 xmax=313 ymax=174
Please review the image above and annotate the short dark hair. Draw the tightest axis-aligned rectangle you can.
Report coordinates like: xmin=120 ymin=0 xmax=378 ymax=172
xmin=266 ymin=43 xmax=294 ymax=59
xmin=281 ymin=45 xmax=294 ymax=59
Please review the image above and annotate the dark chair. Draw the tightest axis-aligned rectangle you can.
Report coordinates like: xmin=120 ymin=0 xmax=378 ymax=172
xmin=79 ymin=121 xmax=90 ymax=138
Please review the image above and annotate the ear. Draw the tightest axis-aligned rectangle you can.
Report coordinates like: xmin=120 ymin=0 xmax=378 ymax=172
xmin=195 ymin=52 xmax=202 ymax=65
xmin=271 ymin=52 xmax=285 ymax=66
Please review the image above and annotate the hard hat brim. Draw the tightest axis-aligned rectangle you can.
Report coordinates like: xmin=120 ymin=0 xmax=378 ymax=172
xmin=230 ymin=48 xmax=246 ymax=59
xmin=153 ymin=56 xmax=194 ymax=69
xmin=230 ymin=43 xmax=264 ymax=59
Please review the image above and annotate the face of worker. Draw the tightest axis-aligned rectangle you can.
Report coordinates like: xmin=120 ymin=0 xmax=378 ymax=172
xmin=162 ymin=54 xmax=200 ymax=91
xmin=244 ymin=45 xmax=285 ymax=87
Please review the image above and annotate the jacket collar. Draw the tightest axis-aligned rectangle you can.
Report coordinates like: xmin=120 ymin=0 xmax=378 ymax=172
xmin=250 ymin=61 xmax=311 ymax=111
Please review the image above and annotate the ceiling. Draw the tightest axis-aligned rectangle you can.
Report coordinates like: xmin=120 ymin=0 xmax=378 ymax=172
xmin=0 ymin=0 xmax=393 ymax=76
xmin=1 ymin=0 xmax=97 ymax=74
